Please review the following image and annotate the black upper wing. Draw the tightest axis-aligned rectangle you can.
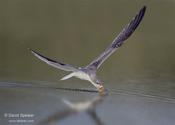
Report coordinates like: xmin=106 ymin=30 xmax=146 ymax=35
xmin=30 ymin=49 xmax=79 ymax=72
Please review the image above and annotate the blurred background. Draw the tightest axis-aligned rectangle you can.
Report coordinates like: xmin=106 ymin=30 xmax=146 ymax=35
xmin=0 ymin=0 xmax=175 ymax=125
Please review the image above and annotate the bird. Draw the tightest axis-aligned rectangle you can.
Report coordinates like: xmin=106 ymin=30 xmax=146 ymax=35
xmin=30 ymin=6 xmax=146 ymax=93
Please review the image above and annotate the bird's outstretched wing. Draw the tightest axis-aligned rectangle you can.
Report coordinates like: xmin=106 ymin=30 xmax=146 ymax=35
xmin=30 ymin=49 xmax=79 ymax=72
xmin=87 ymin=6 xmax=146 ymax=69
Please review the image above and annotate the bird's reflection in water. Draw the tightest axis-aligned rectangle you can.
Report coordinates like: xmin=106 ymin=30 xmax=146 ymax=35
xmin=37 ymin=92 xmax=107 ymax=125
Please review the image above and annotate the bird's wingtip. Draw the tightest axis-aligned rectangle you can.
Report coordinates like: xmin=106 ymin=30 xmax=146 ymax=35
xmin=142 ymin=5 xmax=147 ymax=12
xmin=28 ymin=48 xmax=37 ymax=55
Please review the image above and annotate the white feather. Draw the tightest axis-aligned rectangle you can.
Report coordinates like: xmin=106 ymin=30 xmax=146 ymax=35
xmin=60 ymin=71 xmax=100 ymax=88
xmin=60 ymin=72 xmax=75 ymax=80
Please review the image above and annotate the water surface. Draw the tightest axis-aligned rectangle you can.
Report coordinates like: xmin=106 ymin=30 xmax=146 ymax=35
xmin=0 ymin=0 xmax=175 ymax=125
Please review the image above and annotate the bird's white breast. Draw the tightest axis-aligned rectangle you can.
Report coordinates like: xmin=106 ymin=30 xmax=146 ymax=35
xmin=74 ymin=71 xmax=91 ymax=81
xmin=73 ymin=71 xmax=99 ymax=88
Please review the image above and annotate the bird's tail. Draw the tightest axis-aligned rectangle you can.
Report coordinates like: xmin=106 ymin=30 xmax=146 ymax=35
xmin=60 ymin=72 xmax=75 ymax=81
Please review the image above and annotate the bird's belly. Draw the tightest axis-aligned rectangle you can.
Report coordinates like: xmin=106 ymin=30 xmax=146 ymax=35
xmin=74 ymin=72 xmax=91 ymax=81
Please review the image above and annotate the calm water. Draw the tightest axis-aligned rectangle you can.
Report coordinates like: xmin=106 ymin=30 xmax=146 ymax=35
xmin=0 ymin=0 xmax=175 ymax=125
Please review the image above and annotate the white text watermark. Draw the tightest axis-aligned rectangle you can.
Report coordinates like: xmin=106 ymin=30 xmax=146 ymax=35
xmin=3 ymin=113 xmax=34 ymax=123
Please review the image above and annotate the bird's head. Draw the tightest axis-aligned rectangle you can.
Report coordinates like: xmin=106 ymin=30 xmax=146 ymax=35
xmin=96 ymin=84 xmax=108 ymax=96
